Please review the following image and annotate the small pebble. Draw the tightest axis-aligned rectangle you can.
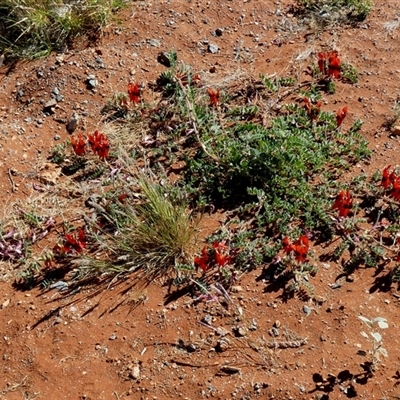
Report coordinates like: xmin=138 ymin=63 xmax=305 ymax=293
xmin=208 ymin=43 xmax=219 ymax=54
xmin=303 ymin=305 xmax=312 ymax=316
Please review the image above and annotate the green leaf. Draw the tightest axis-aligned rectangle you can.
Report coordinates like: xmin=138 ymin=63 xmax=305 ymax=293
xmin=372 ymin=317 xmax=389 ymax=329
xmin=358 ymin=315 xmax=373 ymax=328
xmin=371 ymin=332 xmax=382 ymax=342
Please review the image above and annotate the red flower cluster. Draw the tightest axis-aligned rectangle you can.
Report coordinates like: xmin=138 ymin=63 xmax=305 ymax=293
xmin=380 ymin=165 xmax=400 ymax=200
xmin=88 ymin=130 xmax=110 ymax=160
xmin=194 ymin=241 xmax=232 ymax=272
xmin=304 ymin=97 xmax=322 ymax=120
xmin=194 ymin=245 xmax=209 ymax=272
xmin=282 ymin=235 xmax=309 ymax=263
xmin=71 ymin=133 xmax=86 ymax=156
xmin=336 ymin=106 xmax=348 ymax=127
xmin=128 ymin=82 xmax=141 ymax=104
xmin=207 ymin=87 xmax=220 ymax=107
xmin=318 ymin=51 xmax=341 ymax=79
xmin=332 ymin=190 xmax=353 ymax=217
xmin=54 ymin=228 xmax=86 ymax=254
xmin=71 ymin=130 xmax=110 ymax=160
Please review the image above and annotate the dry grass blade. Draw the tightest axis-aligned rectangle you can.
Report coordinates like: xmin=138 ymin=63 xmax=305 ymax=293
xmin=81 ymin=173 xmax=200 ymax=282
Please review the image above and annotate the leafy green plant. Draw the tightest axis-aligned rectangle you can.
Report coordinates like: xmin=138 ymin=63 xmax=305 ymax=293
xmin=341 ymin=62 xmax=359 ymax=84
xmin=357 ymin=316 xmax=389 ymax=373
xmin=185 ymin=98 xmax=370 ymax=235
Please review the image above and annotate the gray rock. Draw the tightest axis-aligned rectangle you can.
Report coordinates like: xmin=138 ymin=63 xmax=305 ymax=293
xmin=66 ymin=113 xmax=79 ymax=134
xmin=233 ymin=326 xmax=247 ymax=337
xmin=147 ymin=38 xmax=161 ymax=47
xmin=303 ymin=305 xmax=312 ymax=316
xmin=44 ymin=98 xmax=57 ymax=110
xmin=129 ymin=364 xmax=140 ymax=380
xmin=49 ymin=280 xmax=69 ymax=291
xmin=202 ymin=314 xmax=212 ymax=325
xmin=271 ymin=327 xmax=279 ymax=337
xmin=86 ymin=75 xmax=97 ymax=89
xmin=208 ymin=43 xmax=219 ymax=54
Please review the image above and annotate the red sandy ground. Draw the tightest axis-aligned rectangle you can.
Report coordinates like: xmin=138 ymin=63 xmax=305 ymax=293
xmin=0 ymin=1 xmax=400 ymax=399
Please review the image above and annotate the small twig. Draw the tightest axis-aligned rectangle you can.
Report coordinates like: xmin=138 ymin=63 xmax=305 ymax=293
xmin=7 ymin=168 xmax=17 ymax=193
xmin=171 ymin=359 xmax=220 ymax=368
xmin=1 ymin=375 xmax=28 ymax=394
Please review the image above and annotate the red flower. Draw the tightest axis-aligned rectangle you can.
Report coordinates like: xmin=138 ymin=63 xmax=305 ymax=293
xmin=390 ymin=175 xmax=400 ymax=200
xmin=317 ymin=52 xmax=327 ymax=74
xmin=328 ymin=51 xmax=341 ymax=79
xmin=192 ymin=74 xmax=202 ymax=87
xmin=88 ymin=130 xmax=110 ymax=160
xmin=128 ymin=82 xmax=141 ymax=104
xmin=213 ymin=241 xmax=231 ymax=266
xmin=332 ymin=190 xmax=353 ymax=217
xmin=292 ymin=235 xmax=309 ymax=263
xmin=381 ymin=165 xmax=392 ymax=189
xmin=207 ymin=87 xmax=219 ymax=107
xmin=304 ymin=98 xmax=322 ymax=120
xmin=283 ymin=235 xmax=309 ymax=263
xmin=282 ymin=236 xmax=293 ymax=254
xmin=71 ymin=133 xmax=86 ymax=156
xmin=54 ymin=228 xmax=86 ymax=254
xmin=194 ymin=245 xmax=209 ymax=272
xmin=336 ymin=106 xmax=348 ymax=127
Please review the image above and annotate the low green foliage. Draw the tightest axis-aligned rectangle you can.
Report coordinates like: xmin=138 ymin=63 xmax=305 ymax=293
xmin=296 ymin=0 xmax=373 ymax=25
xmin=0 ymin=0 xmax=126 ymax=59
xmin=10 ymin=48 xmax=400 ymax=303
xmin=185 ymin=97 xmax=370 ymax=235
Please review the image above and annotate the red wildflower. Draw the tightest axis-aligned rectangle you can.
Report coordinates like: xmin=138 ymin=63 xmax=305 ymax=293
xmin=127 ymin=82 xmax=141 ymax=104
xmin=390 ymin=175 xmax=400 ymax=200
xmin=332 ymin=190 xmax=353 ymax=217
xmin=282 ymin=236 xmax=293 ymax=254
xmin=328 ymin=50 xmax=341 ymax=79
xmin=336 ymin=106 xmax=348 ymax=127
xmin=304 ymin=98 xmax=322 ymax=120
xmin=207 ymin=87 xmax=219 ymax=107
xmin=88 ymin=130 xmax=110 ymax=160
xmin=317 ymin=52 xmax=327 ymax=74
xmin=194 ymin=245 xmax=209 ymax=272
xmin=71 ymin=133 xmax=86 ymax=156
xmin=192 ymin=74 xmax=202 ymax=87
xmin=213 ymin=241 xmax=231 ymax=267
xmin=381 ymin=165 xmax=393 ymax=189
xmin=283 ymin=235 xmax=309 ymax=263
xmin=292 ymin=235 xmax=309 ymax=263
xmin=54 ymin=228 xmax=86 ymax=254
